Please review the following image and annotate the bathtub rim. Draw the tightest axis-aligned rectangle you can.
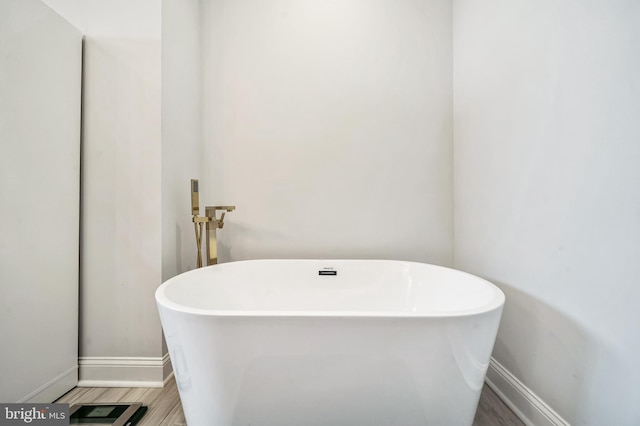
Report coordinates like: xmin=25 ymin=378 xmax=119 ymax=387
xmin=156 ymin=259 xmax=505 ymax=318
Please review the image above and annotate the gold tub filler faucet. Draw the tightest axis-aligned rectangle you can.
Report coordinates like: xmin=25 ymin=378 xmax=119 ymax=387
xmin=190 ymin=179 xmax=235 ymax=267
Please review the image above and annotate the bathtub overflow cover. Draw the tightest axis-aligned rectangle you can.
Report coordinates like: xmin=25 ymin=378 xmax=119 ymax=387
xmin=319 ymin=268 xmax=337 ymax=276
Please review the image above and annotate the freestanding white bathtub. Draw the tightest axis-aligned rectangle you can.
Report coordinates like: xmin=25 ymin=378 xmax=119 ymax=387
xmin=156 ymin=259 xmax=504 ymax=426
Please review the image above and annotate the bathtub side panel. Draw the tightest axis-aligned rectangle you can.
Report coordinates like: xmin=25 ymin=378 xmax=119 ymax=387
xmin=159 ymin=308 xmax=503 ymax=426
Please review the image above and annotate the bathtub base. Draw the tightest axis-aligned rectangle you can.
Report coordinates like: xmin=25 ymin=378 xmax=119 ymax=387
xmin=163 ymin=316 xmax=501 ymax=426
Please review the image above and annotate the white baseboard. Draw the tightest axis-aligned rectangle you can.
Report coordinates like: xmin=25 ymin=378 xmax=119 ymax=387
xmin=162 ymin=352 xmax=173 ymax=383
xmin=21 ymin=365 xmax=78 ymax=403
xmin=486 ymin=357 xmax=570 ymax=426
xmin=78 ymin=354 xmax=172 ymax=388
xmin=163 ymin=371 xmax=175 ymax=386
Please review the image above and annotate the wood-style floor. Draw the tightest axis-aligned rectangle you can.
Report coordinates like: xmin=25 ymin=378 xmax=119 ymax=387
xmin=56 ymin=377 xmax=524 ymax=426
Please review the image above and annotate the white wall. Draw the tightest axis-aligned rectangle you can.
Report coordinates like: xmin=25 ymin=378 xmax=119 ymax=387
xmin=161 ymin=0 xmax=203 ymax=282
xmin=454 ymin=1 xmax=640 ymax=424
xmin=41 ymin=0 xmax=167 ymax=384
xmin=201 ymin=0 xmax=453 ymax=265
xmin=41 ymin=0 xmax=160 ymax=38
xmin=0 ymin=0 xmax=81 ymax=401
xmin=81 ymin=37 xmax=162 ymax=365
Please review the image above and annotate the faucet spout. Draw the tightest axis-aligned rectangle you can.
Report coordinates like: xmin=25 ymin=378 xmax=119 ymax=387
xmin=208 ymin=206 xmax=236 ymax=229
xmin=211 ymin=206 xmax=236 ymax=213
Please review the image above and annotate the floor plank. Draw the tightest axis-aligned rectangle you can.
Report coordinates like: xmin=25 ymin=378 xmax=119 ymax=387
xmin=56 ymin=378 xmax=523 ymax=425
xmin=473 ymin=384 xmax=525 ymax=426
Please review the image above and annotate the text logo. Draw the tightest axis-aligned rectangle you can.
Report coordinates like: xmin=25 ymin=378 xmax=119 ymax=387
xmin=1 ymin=404 xmax=68 ymax=425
